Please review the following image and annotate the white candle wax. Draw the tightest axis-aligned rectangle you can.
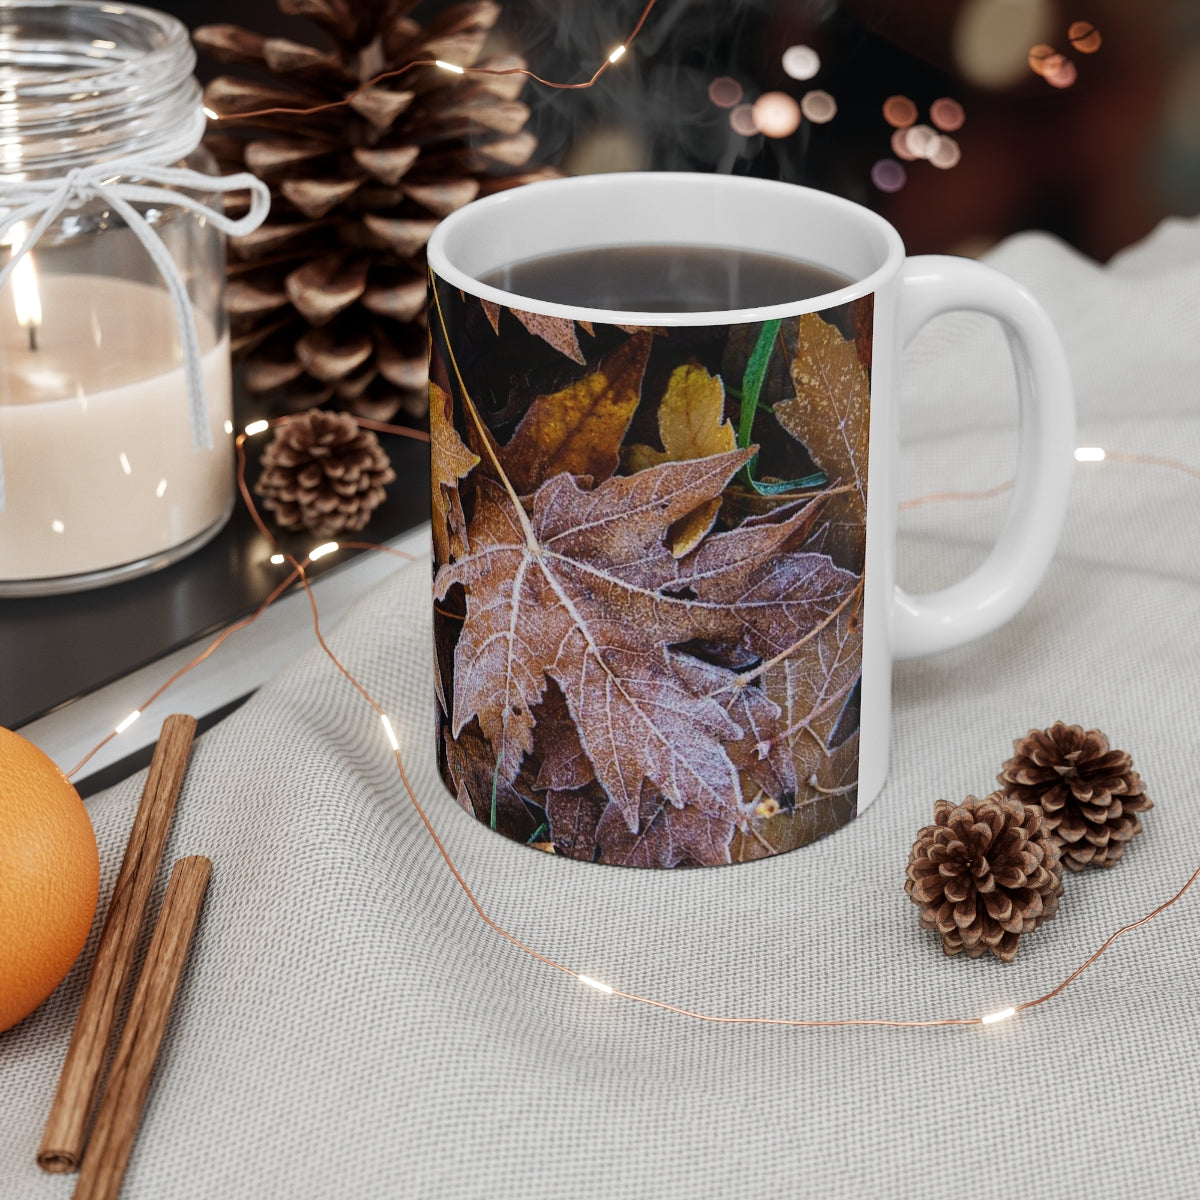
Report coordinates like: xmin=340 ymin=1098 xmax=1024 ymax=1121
xmin=0 ymin=274 xmax=234 ymax=584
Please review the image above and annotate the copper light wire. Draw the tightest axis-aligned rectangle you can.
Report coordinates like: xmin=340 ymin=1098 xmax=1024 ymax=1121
xmin=206 ymin=0 xmax=660 ymax=124
xmin=58 ymin=415 xmax=1200 ymax=1030
xmin=56 ymin=0 xmax=1200 ymax=1023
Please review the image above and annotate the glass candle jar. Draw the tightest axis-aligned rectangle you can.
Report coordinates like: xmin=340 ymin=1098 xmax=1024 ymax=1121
xmin=0 ymin=1 xmax=266 ymax=595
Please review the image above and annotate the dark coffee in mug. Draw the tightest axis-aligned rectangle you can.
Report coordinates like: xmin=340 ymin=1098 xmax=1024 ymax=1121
xmin=479 ymin=244 xmax=850 ymax=311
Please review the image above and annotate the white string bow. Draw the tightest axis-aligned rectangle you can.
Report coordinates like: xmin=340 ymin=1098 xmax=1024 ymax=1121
xmin=0 ymin=151 xmax=270 ymax=513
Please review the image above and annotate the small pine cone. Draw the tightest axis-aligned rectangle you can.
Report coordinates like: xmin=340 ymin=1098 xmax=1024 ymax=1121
xmin=254 ymin=410 xmax=395 ymax=537
xmin=998 ymin=722 xmax=1152 ymax=871
xmin=905 ymin=793 xmax=1064 ymax=962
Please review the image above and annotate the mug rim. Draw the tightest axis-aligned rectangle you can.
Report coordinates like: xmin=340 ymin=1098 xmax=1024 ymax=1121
xmin=426 ymin=171 xmax=906 ymax=327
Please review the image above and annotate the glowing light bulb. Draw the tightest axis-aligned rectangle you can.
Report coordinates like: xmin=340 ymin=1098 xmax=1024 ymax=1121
xmin=871 ymin=159 xmax=908 ymax=193
xmin=1068 ymin=20 xmax=1102 ymax=53
xmin=707 ymin=76 xmax=743 ymax=108
xmin=729 ymin=103 xmax=759 ymax=137
xmin=929 ymin=135 xmax=962 ymax=169
xmin=751 ymin=91 xmax=802 ymax=138
xmin=269 ymin=553 xmax=286 ymax=565
xmin=381 ymin=714 xmax=401 ymax=751
xmin=980 ymin=1006 xmax=1017 ymax=1025
xmin=903 ymin=124 xmax=940 ymax=159
xmin=608 ymin=44 xmax=626 ymax=63
xmin=1043 ymin=55 xmax=1077 ymax=89
xmin=954 ymin=0 xmax=1054 ymax=90
xmin=435 ymin=59 xmax=465 ymax=74
xmin=244 ymin=419 xmax=270 ymax=436
xmin=309 ymin=541 xmax=339 ymax=561
xmin=202 ymin=106 xmax=219 ymax=121
xmin=1028 ymin=44 xmax=1057 ymax=76
xmin=578 ymin=974 xmax=614 ymax=995
xmin=781 ymin=45 xmax=820 ymax=81
xmin=800 ymin=89 xmax=837 ymax=124
xmin=930 ymin=97 xmax=966 ymax=132
xmin=1075 ymin=446 xmax=1106 ymax=462
xmin=882 ymin=94 xmax=918 ymax=129
xmin=115 ymin=710 xmax=142 ymax=734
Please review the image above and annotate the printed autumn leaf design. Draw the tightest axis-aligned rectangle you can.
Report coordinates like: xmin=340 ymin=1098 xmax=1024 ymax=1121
xmin=481 ymin=297 xmax=593 ymax=363
xmin=775 ymin=311 xmax=870 ymax=563
xmin=481 ymin=296 xmax=662 ymax=365
xmin=625 ymin=361 xmax=738 ymax=556
xmin=732 ymin=601 xmax=863 ymax=860
xmin=624 ymin=362 xmax=736 ymax=472
xmin=595 ymin=790 xmax=738 ymax=869
xmin=429 ymin=381 xmax=479 ymax=566
xmin=434 ymin=449 xmax=859 ymax=833
xmin=497 ymin=332 xmax=652 ymax=493
xmin=431 ymin=298 xmax=874 ymax=866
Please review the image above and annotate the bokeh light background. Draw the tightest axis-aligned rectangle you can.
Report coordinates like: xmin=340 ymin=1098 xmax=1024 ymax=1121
xmin=178 ymin=0 xmax=1200 ymax=261
xmin=492 ymin=0 xmax=1200 ymax=261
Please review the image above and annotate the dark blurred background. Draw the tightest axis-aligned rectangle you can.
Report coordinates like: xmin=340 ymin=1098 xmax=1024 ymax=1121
xmin=171 ymin=0 xmax=1199 ymax=262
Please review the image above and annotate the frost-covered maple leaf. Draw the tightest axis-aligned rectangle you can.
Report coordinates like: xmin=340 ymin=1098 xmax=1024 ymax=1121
xmin=434 ymin=448 xmax=859 ymax=831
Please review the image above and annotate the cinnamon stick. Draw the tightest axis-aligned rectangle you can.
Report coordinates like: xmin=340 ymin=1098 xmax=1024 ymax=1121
xmin=73 ymin=856 xmax=212 ymax=1200
xmin=38 ymin=714 xmax=197 ymax=1173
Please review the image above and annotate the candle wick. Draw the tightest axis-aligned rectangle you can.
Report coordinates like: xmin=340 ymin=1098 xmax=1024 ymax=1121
xmin=27 ymin=323 xmax=37 ymax=352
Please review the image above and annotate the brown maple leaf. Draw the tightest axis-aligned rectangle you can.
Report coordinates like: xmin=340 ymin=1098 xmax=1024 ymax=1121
xmin=727 ymin=598 xmax=862 ymax=860
xmin=774 ymin=312 xmax=870 ymax=565
xmin=771 ymin=597 xmax=863 ymax=762
xmin=544 ymin=788 xmax=607 ymax=860
xmin=441 ymin=722 xmax=540 ymax=844
xmin=434 ymin=448 xmax=859 ymax=830
xmin=595 ymin=789 xmax=737 ymax=868
xmin=430 ymin=380 xmax=480 ymax=566
xmin=497 ymin=331 xmax=653 ymax=494
xmin=480 ymin=295 xmax=662 ymax=363
xmin=671 ymin=652 xmax=795 ymax=805
xmin=480 ymin=298 xmax=594 ymax=363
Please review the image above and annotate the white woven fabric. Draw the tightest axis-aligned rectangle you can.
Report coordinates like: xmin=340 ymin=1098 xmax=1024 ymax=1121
xmin=3 ymin=218 xmax=1199 ymax=1199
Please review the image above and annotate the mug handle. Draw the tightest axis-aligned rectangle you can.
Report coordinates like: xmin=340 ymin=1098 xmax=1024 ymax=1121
xmin=892 ymin=255 xmax=1076 ymax=660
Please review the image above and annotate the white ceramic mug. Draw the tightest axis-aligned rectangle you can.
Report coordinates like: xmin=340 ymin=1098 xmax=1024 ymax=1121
xmin=426 ymin=172 xmax=1074 ymax=868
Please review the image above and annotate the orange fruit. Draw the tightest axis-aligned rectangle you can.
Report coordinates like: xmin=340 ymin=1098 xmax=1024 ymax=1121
xmin=0 ymin=727 xmax=99 ymax=1034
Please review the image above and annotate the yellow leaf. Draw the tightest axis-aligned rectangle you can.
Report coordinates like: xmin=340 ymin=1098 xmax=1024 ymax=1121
xmin=626 ymin=363 xmax=736 ymax=472
xmin=667 ymin=500 xmax=721 ymax=557
xmin=499 ymin=332 xmax=652 ymax=494
xmin=659 ymin=362 xmax=737 ymax=460
xmin=624 ymin=363 xmax=736 ymax=555
xmin=430 ymin=380 xmax=480 ymax=565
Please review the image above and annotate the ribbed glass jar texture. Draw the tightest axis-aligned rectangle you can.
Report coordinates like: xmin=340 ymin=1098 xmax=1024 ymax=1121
xmin=0 ymin=1 xmax=233 ymax=595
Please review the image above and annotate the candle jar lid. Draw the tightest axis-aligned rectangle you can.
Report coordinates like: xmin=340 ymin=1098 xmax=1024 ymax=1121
xmin=0 ymin=1 xmax=242 ymax=596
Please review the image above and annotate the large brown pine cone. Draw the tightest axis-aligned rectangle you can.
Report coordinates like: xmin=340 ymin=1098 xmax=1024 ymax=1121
xmin=998 ymin=722 xmax=1152 ymax=871
xmin=195 ymin=0 xmax=556 ymax=423
xmin=905 ymin=793 xmax=1064 ymax=962
xmin=254 ymin=409 xmax=395 ymax=536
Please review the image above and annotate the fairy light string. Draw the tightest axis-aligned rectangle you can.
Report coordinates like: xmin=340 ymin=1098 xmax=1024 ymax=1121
xmin=55 ymin=409 xmax=1199 ymax=1033
xmin=204 ymin=0 xmax=660 ymax=124
xmin=44 ymin=3 xmax=1195 ymax=1036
